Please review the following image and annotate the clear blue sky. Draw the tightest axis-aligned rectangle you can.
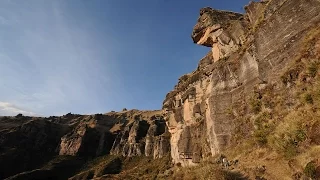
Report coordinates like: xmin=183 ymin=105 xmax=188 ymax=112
xmin=0 ymin=0 xmax=250 ymax=116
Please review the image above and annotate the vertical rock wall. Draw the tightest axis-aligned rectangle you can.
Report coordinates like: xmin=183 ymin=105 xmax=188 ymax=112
xmin=58 ymin=110 xmax=170 ymax=159
xmin=109 ymin=111 xmax=171 ymax=158
xmin=163 ymin=0 xmax=320 ymax=166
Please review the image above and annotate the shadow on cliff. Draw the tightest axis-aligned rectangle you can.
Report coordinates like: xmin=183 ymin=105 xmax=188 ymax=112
xmin=0 ymin=118 xmax=70 ymax=179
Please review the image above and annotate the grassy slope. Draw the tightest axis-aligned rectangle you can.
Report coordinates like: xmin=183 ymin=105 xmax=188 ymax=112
xmin=68 ymin=154 xmax=171 ymax=180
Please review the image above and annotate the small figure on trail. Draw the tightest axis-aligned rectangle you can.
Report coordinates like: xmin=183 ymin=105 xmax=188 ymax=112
xmin=222 ymin=157 xmax=229 ymax=169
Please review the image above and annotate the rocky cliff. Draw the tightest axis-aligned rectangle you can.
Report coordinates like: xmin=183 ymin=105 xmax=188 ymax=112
xmin=109 ymin=110 xmax=170 ymax=159
xmin=0 ymin=110 xmax=170 ymax=179
xmin=1 ymin=0 xmax=320 ymax=179
xmin=163 ymin=0 xmax=320 ymax=167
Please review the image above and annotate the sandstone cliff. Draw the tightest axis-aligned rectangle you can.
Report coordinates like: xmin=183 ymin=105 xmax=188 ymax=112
xmin=1 ymin=0 xmax=320 ymax=179
xmin=108 ymin=110 xmax=170 ymax=159
xmin=0 ymin=110 xmax=170 ymax=179
xmin=163 ymin=0 xmax=320 ymax=168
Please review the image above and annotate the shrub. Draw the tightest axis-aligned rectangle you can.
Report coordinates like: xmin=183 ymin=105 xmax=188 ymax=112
xmin=281 ymin=64 xmax=304 ymax=86
xmin=308 ymin=63 xmax=318 ymax=77
xmin=250 ymin=98 xmax=262 ymax=114
xmin=268 ymin=111 xmax=308 ymax=159
xmin=253 ymin=130 xmax=268 ymax=145
xmin=179 ymin=74 xmax=189 ymax=83
xmin=253 ymin=112 xmax=274 ymax=146
xmin=295 ymin=129 xmax=306 ymax=142
xmin=283 ymin=143 xmax=298 ymax=159
xmin=304 ymin=161 xmax=317 ymax=178
xmin=16 ymin=113 xmax=23 ymax=117
xmin=304 ymin=93 xmax=313 ymax=104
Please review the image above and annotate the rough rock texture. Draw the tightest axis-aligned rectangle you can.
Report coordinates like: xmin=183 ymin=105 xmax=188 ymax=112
xmin=58 ymin=114 xmax=115 ymax=157
xmin=110 ymin=110 xmax=170 ymax=158
xmin=191 ymin=7 xmax=246 ymax=62
xmin=0 ymin=116 xmax=69 ymax=179
xmin=0 ymin=110 xmax=170 ymax=179
xmin=163 ymin=0 xmax=320 ymax=166
xmin=145 ymin=120 xmax=171 ymax=159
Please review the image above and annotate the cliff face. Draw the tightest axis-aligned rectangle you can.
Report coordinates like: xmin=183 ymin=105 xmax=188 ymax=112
xmin=0 ymin=116 xmax=70 ymax=179
xmin=163 ymin=0 xmax=320 ymax=166
xmin=57 ymin=110 xmax=170 ymax=159
xmin=109 ymin=110 xmax=170 ymax=159
xmin=0 ymin=110 xmax=170 ymax=179
xmin=1 ymin=0 xmax=320 ymax=179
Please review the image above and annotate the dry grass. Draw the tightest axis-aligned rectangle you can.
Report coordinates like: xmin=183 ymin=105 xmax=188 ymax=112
xmin=223 ymin=29 xmax=320 ymax=179
xmin=69 ymin=155 xmax=121 ymax=180
xmin=99 ymin=154 xmax=172 ymax=180
xmin=171 ymin=159 xmax=247 ymax=180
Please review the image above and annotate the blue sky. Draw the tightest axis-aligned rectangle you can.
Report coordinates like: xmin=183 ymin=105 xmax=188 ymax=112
xmin=0 ymin=0 xmax=250 ymax=116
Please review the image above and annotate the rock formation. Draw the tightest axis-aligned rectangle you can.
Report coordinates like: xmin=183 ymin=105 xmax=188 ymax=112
xmin=0 ymin=116 xmax=69 ymax=179
xmin=110 ymin=110 xmax=170 ymax=159
xmin=1 ymin=0 xmax=320 ymax=179
xmin=191 ymin=7 xmax=246 ymax=62
xmin=0 ymin=110 xmax=170 ymax=179
xmin=163 ymin=0 xmax=320 ymax=166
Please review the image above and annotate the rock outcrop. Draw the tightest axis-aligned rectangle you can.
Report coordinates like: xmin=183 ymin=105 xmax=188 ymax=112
xmin=110 ymin=110 xmax=170 ymax=159
xmin=0 ymin=110 xmax=170 ymax=179
xmin=58 ymin=114 xmax=116 ymax=157
xmin=191 ymin=7 xmax=246 ymax=62
xmin=163 ymin=0 xmax=320 ymax=166
xmin=0 ymin=117 xmax=69 ymax=179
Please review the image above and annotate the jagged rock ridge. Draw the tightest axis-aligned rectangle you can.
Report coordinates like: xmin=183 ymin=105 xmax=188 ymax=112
xmin=0 ymin=110 xmax=170 ymax=179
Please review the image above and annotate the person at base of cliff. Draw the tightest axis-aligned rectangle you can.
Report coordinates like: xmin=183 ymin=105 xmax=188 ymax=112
xmin=222 ymin=157 xmax=229 ymax=169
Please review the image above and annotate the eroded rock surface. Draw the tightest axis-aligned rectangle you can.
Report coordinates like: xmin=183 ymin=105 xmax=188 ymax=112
xmin=110 ymin=110 xmax=170 ymax=158
xmin=0 ymin=116 xmax=69 ymax=179
xmin=191 ymin=7 xmax=247 ymax=62
xmin=163 ymin=0 xmax=320 ymax=166
xmin=0 ymin=110 xmax=170 ymax=179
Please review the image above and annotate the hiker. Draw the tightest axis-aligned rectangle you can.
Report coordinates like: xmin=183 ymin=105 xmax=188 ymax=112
xmin=222 ymin=157 xmax=229 ymax=169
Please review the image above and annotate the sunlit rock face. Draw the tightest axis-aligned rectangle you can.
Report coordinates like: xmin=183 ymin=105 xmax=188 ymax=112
xmin=164 ymin=0 xmax=320 ymax=166
xmin=0 ymin=110 xmax=171 ymax=179
xmin=58 ymin=114 xmax=116 ymax=157
xmin=191 ymin=7 xmax=246 ymax=62
xmin=109 ymin=110 xmax=170 ymax=158
xmin=145 ymin=119 xmax=171 ymax=159
xmin=59 ymin=121 xmax=105 ymax=157
xmin=57 ymin=110 xmax=171 ymax=159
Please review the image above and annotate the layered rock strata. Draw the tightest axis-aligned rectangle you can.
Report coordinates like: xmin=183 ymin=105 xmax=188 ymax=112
xmin=0 ymin=110 xmax=170 ymax=179
xmin=110 ymin=110 xmax=170 ymax=159
xmin=163 ymin=0 xmax=320 ymax=166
